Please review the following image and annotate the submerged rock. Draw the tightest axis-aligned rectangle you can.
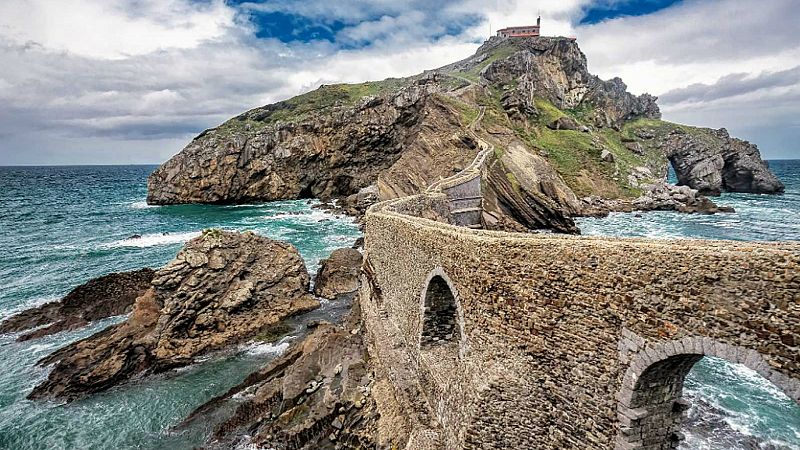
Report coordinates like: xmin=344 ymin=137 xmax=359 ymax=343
xmin=0 ymin=269 xmax=154 ymax=341
xmin=313 ymin=248 xmax=363 ymax=300
xmin=29 ymin=230 xmax=319 ymax=402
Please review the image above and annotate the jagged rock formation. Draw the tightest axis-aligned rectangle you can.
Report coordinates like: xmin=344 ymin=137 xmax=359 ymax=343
xmin=471 ymin=37 xmax=660 ymax=130
xmin=662 ymin=128 xmax=784 ymax=195
xmin=147 ymin=35 xmax=782 ymax=231
xmin=29 ymin=230 xmax=319 ymax=402
xmin=581 ymin=182 xmax=736 ymax=216
xmin=482 ymin=142 xmax=581 ymax=233
xmin=0 ymin=269 xmax=154 ymax=341
xmin=313 ymin=248 xmax=363 ymax=300
xmin=147 ymin=83 xmax=430 ymax=205
xmin=179 ymin=300 xmax=381 ymax=450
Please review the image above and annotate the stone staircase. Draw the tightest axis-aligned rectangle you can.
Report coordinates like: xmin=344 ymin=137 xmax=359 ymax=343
xmin=426 ymin=105 xmax=492 ymax=230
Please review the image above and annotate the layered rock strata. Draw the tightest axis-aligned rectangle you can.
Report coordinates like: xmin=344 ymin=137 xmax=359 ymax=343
xmin=180 ymin=300 xmax=381 ymax=450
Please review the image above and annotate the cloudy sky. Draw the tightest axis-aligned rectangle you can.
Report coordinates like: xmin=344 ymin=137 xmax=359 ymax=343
xmin=0 ymin=0 xmax=798 ymax=165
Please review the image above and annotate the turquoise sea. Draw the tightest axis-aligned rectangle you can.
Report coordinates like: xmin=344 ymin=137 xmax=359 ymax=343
xmin=0 ymin=161 xmax=798 ymax=449
xmin=0 ymin=165 xmax=361 ymax=449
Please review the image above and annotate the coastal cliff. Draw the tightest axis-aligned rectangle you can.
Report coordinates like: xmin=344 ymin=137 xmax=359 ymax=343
xmin=147 ymin=36 xmax=783 ymax=233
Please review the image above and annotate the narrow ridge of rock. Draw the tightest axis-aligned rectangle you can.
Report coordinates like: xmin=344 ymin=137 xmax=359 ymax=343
xmin=0 ymin=268 xmax=154 ymax=341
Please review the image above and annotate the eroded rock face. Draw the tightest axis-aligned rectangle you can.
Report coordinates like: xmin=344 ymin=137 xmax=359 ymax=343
xmin=313 ymin=248 xmax=363 ymax=300
xmin=29 ymin=231 xmax=319 ymax=402
xmin=482 ymin=142 xmax=581 ymax=234
xmin=0 ymin=269 xmax=154 ymax=341
xmin=662 ymin=128 xmax=784 ymax=195
xmin=180 ymin=302 xmax=379 ymax=450
xmin=147 ymin=85 xmax=431 ymax=205
xmin=478 ymin=37 xmax=660 ymax=129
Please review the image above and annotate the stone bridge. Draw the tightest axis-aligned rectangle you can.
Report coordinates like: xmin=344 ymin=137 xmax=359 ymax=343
xmin=360 ymin=147 xmax=800 ymax=450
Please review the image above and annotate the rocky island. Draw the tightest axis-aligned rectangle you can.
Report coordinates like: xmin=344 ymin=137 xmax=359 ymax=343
xmin=147 ymin=35 xmax=782 ymax=234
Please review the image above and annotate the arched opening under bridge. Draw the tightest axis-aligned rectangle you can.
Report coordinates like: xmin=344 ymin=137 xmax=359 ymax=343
xmin=617 ymin=338 xmax=800 ymax=450
xmin=420 ymin=274 xmax=461 ymax=350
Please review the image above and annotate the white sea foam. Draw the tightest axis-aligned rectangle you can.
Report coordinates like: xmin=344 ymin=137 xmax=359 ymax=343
xmin=683 ymin=357 xmax=800 ymax=449
xmin=260 ymin=209 xmax=353 ymax=224
xmin=101 ymin=231 xmax=200 ymax=248
xmin=20 ymin=342 xmax=61 ymax=355
xmin=129 ymin=201 xmax=157 ymax=210
xmin=243 ymin=340 xmax=290 ymax=357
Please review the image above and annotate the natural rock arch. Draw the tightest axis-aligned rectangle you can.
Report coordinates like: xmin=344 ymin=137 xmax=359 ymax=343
xmin=616 ymin=336 xmax=800 ymax=450
xmin=419 ymin=268 xmax=464 ymax=351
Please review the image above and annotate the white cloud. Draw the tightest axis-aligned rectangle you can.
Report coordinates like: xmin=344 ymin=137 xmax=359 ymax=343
xmin=0 ymin=0 xmax=239 ymax=59
xmin=0 ymin=0 xmax=799 ymax=164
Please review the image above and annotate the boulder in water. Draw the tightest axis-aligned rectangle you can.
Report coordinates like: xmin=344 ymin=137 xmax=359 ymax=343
xmin=313 ymin=248 xmax=363 ymax=300
xmin=29 ymin=230 xmax=319 ymax=402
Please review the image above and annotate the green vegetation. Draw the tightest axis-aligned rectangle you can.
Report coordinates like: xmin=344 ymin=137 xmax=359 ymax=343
xmin=517 ymin=98 xmax=660 ymax=198
xmin=450 ymin=41 xmax=520 ymax=81
xmin=214 ymin=77 xmax=413 ymax=135
xmin=533 ymin=98 xmax=567 ymax=125
xmin=480 ymin=86 xmax=513 ymax=129
xmin=564 ymin=102 xmax=596 ymax=123
xmin=520 ymin=126 xmax=598 ymax=196
xmin=436 ymin=93 xmax=480 ymax=127
xmin=623 ymin=118 xmax=718 ymax=145
xmin=505 ymin=171 xmax=521 ymax=193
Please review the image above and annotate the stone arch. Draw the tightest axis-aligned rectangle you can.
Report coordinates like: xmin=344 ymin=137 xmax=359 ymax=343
xmin=419 ymin=267 xmax=464 ymax=351
xmin=616 ymin=336 xmax=800 ymax=450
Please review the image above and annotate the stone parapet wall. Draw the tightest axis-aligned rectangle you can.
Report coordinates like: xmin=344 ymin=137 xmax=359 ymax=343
xmin=363 ymin=185 xmax=800 ymax=449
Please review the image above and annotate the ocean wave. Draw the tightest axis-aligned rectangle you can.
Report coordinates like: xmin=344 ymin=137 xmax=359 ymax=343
xmin=683 ymin=357 xmax=800 ymax=449
xmin=101 ymin=231 xmax=200 ymax=249
xmin=0 ymin=295 xmax=59 ymax=322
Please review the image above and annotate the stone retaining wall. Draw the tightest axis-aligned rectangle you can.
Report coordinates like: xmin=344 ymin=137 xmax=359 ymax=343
xmin=362 ymin=178 xmax=800 ymax=449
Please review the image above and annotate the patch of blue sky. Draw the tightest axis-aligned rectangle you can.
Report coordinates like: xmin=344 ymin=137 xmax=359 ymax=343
xmin=579 ymin=0 xmax=683 ymax=25
xmin=227 ymin=1 xmax=482 ymax=47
